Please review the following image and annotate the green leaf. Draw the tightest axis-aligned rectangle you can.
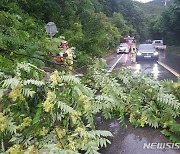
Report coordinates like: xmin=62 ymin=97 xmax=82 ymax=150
xmin=33 ymin=106 xmax=42 ymax=125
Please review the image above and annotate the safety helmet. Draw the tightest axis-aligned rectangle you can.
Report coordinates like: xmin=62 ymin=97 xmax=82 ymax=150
xmin=61 ymin=40 xmax=68 ymax=47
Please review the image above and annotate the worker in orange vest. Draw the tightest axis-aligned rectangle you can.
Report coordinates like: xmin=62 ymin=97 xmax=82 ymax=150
xmin=131 ymin=44 xmax=137 ymax=63
xmin=59 ymin=40 xmax=73 ymax=74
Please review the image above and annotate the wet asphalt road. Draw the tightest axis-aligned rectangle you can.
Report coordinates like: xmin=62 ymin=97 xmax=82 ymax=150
xmin=99 ymin=48 xmax=180 ymax=154
xmin=96 ymin=118 xmax=179 ymax=154
xmin=107 ymin=50 xmax=179 ymax=81
xmin=159 ymin=52 xmax=180 ymax=74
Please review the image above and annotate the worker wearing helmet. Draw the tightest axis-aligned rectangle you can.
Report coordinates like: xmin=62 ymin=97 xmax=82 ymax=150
xmin=131 ymin=44 xmax=137 ymax=63
xmin=59 ymin=40 xmax=73 ymax=74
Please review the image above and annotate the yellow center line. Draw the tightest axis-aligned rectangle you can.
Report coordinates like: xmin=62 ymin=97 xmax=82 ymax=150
xmin=157 ymin=61 xmax=180 ymax=77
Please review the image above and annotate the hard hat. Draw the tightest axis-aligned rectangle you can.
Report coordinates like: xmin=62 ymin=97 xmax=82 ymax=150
xmin=61 ymin=40 xmax=68 ymax=47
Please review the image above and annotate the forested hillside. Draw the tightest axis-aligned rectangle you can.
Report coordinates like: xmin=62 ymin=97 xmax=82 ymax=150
xmin=0 ymin=0 xmax=179 ymax=68
xmin=133 ymin=1 xmax=164 ymax=17
xmin=134 ymin=0 xmax=180 ymax=46
xmin=0 ymin=0 xmax=180 ymax=153
xmin=148 ymin=0 xmax=180 ymax=45
xmin=148 ymin=0 xmax=174 ymax=6
xmin=0 ymin=0 xmax=148 ymax=68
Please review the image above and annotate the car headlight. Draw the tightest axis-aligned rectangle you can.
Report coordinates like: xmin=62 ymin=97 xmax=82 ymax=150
xmin=154 ymin=52 xmax=158 ymax=55
xmin=137 ymin=52 xmax=142 ymax=56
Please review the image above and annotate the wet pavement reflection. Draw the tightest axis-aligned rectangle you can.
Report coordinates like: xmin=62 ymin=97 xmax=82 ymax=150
xmin=132 ymin=61 xmax=177 ymax=81
xmin=103 ymin=49 xmax=180 ymax=154
xmin=109 ymin=51 xmax=178 ymax=81
xmin=95 ymin=117 xmax=180 ymax=154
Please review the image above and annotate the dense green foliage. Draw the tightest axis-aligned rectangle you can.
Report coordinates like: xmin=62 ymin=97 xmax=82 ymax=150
xmin=1 ymin=0 xmax=179 ymax=65
xmin=0 ymin=0 xmax=118 ymax=67
xmin=0 ymin=0 xmax=152 ymax=67
xmin=148 ymin=0 xmax=180 ymax=45
xmin=133 ymin=0 xmax=180 ymax=46
xmin=99 ymin=0 xmax=148 ymax=41
xmin=0 ymin=62 xmax=113 ymax=153
xmin=0 ymin=0 xmax=180 ymax=153
xmin=133 ymin=1 xmax=164 ymax=18
xmin=0 ymin=1 xmax=64 ymax=68
xmin=0 ymin=59 xmax=179 ymax=153
xmin=148 ymin=0 xmax=173 ymax=7
xmin=87 ymin=60 xmax=180 ymax=142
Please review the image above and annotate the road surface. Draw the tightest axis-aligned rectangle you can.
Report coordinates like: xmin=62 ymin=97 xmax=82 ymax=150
xmin=99 ymin=47 xmax=180 ymax=154
xmin=106 ymin=49 xmax=179 ymax=81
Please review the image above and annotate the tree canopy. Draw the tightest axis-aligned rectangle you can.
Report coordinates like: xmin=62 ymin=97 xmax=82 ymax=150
xmin=0 ymin=1 xmax=180 ymax=153
xmin=0 ymin=0 xmax=152 ymax=68
xmin=148 ymin=0 xmax=180 ymax=45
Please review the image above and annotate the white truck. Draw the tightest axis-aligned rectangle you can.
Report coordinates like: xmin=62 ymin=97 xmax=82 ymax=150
xmin=152 ymin=40 xmax=166 ymax=50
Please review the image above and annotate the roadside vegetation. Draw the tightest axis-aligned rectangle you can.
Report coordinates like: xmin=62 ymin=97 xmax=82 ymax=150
xmin=0 ymin=0 xmax=180 ymax=153
xmin=0 ymin=59 xmax=180 ymax=153
xmin=148 ymin=0 xmax=180 ymax=46
xmin=0 ymin=0 xmax=149 ymax=67
xmin=166 ymin=46 xmax=180 ymax=55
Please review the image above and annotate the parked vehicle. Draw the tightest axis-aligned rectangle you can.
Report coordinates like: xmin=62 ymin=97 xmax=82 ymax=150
xmin=117 ymin=43 xmax=130 ymax=54
xmin=145 ymin=39 xmax=152 ymax=44
xmin=152 ymin=40 xmax=166 ymax=50
xmin=136 ymin=44 xmax=159 ymax=61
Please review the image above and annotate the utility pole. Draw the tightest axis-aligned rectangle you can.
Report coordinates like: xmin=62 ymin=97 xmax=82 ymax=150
xmin=164 ymin=0 xmax=171 ymax=7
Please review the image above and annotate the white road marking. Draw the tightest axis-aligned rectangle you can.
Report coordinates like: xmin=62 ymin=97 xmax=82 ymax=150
xmin=109 ymin=54 xmax=124 ymax=72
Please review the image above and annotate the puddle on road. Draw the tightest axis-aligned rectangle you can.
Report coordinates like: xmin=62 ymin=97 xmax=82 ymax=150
xmin=132 ymin=62 xmax=159 ymax=80
xmin=95 ymin=117 xmax=180 ymax=154
xmin=130 ymin=61 xmax=177 ymax=81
